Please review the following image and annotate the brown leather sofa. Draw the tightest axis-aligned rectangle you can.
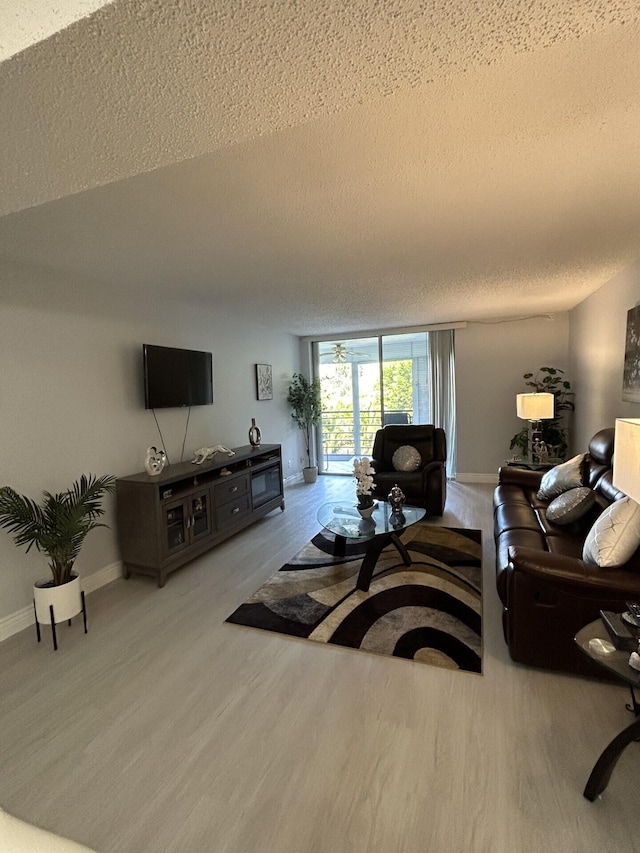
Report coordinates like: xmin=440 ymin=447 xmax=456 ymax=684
xmin=371 ymin=424 xmax=446 ymax=516
xmin=494 ymin=428 xmax=640 ymax=676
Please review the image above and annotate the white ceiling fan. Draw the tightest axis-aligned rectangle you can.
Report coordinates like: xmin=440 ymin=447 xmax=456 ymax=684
xmin=321 ymin=342 xmax=373 ymax=363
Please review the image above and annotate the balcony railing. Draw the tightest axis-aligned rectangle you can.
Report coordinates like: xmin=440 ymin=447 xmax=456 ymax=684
xmin=320 ymin=409 xmax=412 ymax=459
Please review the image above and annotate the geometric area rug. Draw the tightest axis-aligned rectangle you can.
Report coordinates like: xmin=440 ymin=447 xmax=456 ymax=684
xmin=225 ymin=522 xmax=483 ymax=674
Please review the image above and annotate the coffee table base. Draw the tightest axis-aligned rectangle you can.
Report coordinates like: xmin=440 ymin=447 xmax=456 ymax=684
xmin=333 ymin=531 xmax=412 ymax=592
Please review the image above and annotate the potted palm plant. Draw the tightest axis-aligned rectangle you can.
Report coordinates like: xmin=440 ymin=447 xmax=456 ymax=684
xmin=0 ymin=474 xmax=116 ymax=646
xmin=287 ymin=372 xmax=322 ymax=483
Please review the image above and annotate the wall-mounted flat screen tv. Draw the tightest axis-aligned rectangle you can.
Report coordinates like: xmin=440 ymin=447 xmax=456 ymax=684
xmin=143 ymin=344 xmax=213 ymax=409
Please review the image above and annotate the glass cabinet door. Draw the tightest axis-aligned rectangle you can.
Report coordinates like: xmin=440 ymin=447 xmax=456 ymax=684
xmin=162 ymin=490 xmax=212 ymax=559
xmin=163 ymin=502 xmax=188 ymax=556
xmin=190 ymin=492 xmax=212 ymax=540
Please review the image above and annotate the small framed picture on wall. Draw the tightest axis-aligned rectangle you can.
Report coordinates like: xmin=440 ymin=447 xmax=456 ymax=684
xmin=256 ymin=363 xmax=273 ymax=401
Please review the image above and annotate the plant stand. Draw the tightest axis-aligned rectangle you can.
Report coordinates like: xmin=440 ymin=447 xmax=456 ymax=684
xmin=33 ymin=590 xmax=87 ymax=651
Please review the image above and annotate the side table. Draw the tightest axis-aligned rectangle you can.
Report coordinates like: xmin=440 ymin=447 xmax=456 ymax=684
xmin=504 ymin=460 xmax=557 ymax=471
xmin=574 ymin=619 xmax=640 ymax=801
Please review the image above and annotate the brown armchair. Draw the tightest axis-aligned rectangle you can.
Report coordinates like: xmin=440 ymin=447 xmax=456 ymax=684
xmin=370 ymin=424 xmax=447 ymax=516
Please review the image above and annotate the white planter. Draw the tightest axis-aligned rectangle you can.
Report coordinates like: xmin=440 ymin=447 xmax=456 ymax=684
xmin=357 ymin=502 xmax=376 ymax=519
xmin=303 ymin=466 xmax=318 ymax=484
xmin=33 ymin=574 xmax=82 ymax=625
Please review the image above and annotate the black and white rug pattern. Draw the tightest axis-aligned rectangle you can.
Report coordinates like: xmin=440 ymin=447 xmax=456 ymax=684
xmin=226 ymin=523 xmax=482 ymax=673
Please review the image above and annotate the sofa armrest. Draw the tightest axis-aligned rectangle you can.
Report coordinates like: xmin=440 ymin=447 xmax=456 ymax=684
xmin=507 ymin=545 xmax=640 ymax=595
xmin=498 ymin=466 xmax=543 ymax=489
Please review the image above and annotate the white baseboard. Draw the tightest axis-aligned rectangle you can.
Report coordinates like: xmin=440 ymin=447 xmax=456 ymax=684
xmin=81 ymin=560 xmax=123 ymax=594
xmin=455 ymin=473 xmax=498 ymax=484
xmin=284 ymin=473 xmax=303 ymax=485
xmin=0 ymin=606 xmax=33 ymax=644
xmin=0 ymin=560 xmax=123 ymax=643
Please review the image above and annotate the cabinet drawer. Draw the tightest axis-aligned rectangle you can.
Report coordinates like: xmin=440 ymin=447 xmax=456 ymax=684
xmin=215 ymin=493 xmax=251 ymax=529
xmin=213 ymin=473 xmax=249 ymax=504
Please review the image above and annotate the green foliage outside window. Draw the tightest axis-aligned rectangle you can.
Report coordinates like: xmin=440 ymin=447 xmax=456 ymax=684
xmin=381 ymin=360 xmax=413 ymax=414
xmin=319 ymin=360 xmax=416 ymax=456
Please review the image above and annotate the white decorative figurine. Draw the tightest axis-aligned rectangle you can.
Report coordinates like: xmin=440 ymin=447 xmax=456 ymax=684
xmin=144 ymin=446 xmax=167 ymax=476
xmin=191 ymin=445 xmax=236 ymax=465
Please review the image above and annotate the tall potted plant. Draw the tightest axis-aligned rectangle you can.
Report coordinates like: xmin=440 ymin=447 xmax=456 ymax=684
xmin=287 ymin=372 xmax=322 ymax=483
xmin=0 ymin=474 xmax=116 ymax=644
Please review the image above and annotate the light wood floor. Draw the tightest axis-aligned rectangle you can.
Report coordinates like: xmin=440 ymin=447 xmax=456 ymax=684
xmin=1 ymin=477 xmax=638 ymax=852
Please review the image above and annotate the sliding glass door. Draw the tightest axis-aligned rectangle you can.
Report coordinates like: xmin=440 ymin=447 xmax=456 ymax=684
xmin=316 ymin=332 xmax=432 ymax=474
xmin=317 ymin=337 xmax=380 ymax=474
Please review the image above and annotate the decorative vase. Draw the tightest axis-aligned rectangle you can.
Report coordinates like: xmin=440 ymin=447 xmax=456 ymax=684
xmin=248 ymin=418 xmax=262 ymax=447
xmin=357 ymin=495 xmax=376 ymax=519
xmin=357 ymin=503 xmax=376 ymax=519
xmin=144 ymin=446 xmax=167 ymax=476
xmin=388 ymin=484 xmax=405 ymax=514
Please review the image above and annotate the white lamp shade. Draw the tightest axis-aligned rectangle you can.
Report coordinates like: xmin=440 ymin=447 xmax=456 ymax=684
xmin=516 ymin=393 xmax=555 ymax=421
xmin=613 ymin=418 xmax=640 ymax=503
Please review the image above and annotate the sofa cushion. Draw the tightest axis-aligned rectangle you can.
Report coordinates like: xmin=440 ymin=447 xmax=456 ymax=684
xmin=392 ymin=445 xmax=421 ymax=472
xmin=546 ymin=487 xmax=596 ymax=525
xmin=494 ymin=502 xmax=541 ymax=534
xmin=583 ymin=497 xmax=640 ymax=568
xmin=537 ymin=454 xmax=584 ymax=500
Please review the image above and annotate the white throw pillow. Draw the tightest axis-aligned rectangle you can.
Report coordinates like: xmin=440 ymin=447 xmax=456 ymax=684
xmin=392 ymin=445 xmax=421 ymax=472
xmin=537 ymin=454 xmax=584 ymax=500
xmin=583 ymin=497 xmax=640 ymax=568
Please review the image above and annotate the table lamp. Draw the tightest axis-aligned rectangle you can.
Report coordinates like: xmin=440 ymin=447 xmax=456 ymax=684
xmin=612 ymin=418 xmax=640 ymax=502
xmin=516 ymin=392 xmax=555 ymax=463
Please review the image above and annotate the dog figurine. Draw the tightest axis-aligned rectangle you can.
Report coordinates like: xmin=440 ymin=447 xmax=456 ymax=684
xmin=191 ymin=445 xmax=236 ymax=465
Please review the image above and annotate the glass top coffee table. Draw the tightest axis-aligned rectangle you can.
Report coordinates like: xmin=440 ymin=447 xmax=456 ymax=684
xmin=317 ymin=500 xmax=426 ymax=592
xmin=575 ymin=618 xmax=640 ymax=801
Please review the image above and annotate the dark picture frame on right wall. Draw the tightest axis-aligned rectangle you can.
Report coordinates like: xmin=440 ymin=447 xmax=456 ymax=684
xmin=255 ymin=363 xmax=273 ymax=401
xmin=623 ymin=305 xmax=640 ymax=402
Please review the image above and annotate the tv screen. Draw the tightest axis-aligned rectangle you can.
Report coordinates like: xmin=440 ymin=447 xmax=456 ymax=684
xmin=143 ymin=344 xmax=213 ymax=409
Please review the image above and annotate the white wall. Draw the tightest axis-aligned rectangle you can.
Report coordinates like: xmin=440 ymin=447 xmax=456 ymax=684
xmin=0 ymin=283 xmax=301 ymax=620
xmin=455 ymin=314 xmax=570 ymax=477
xmin=569 ymin=258 xmax=640 ymax=450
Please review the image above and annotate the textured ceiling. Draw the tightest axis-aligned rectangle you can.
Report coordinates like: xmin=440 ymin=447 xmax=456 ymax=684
xmin=1 ymin=0 xmax=639 ymax=335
